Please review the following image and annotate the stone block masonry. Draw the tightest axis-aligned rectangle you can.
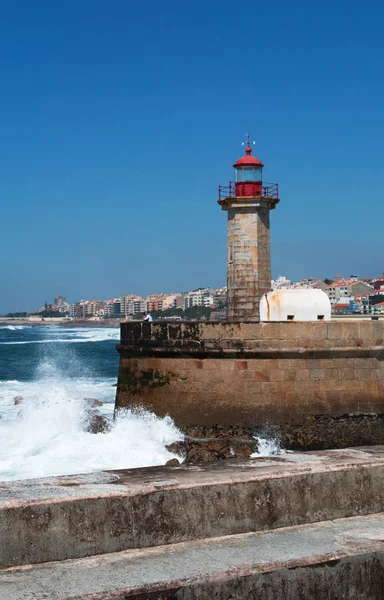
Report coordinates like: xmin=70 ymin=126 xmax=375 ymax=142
xmin=227 ymin=203 xmax=271 ymax=321
xmin=115 ymin=320 xmax=384 ymax=451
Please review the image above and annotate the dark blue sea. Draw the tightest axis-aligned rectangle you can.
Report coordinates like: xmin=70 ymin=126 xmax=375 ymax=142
xmin=0 ymin=325 xmax=181 ymax=481
xmin=0 ymin=325 xmax=120 ymax=382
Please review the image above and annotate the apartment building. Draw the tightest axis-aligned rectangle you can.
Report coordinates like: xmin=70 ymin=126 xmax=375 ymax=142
xmin=213 ymin=293 xmax=227 ymax=309
xmin=184 ymin=289 xmax=213 ymax=309
xmin=162 ymin=295 xmax=178 ymax=310
xmin=69 ymin=303 xmax=82 ymax=318
xmin=122 ymin=298 xmax=146 ymax=316
xmin=147 ymin=299 xmax=163 ymax=312
xmin=104 ymin=299 xmax=121 ymax=316
xmin=325 ymin=279 xmax=375 ymax=305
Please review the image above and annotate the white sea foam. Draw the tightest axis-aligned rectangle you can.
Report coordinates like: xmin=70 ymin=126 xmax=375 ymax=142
xmin=58 ymin=327 xmax=120 ymax=341
xmin=0 ymin=325 xmax=28 ymax=331
xmin=0 ymin=327 xmax=120 ymax=345
xmin=251 ymin=436 xmax=286 ymax=457
xmin=0 ymin=364 xmax=183 ymax=481
xmin=0 ymin=377 xmax=116 ymax=419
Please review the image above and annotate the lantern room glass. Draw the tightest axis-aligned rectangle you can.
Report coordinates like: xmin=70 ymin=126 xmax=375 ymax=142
xmin=234 ymin=166 xmax=262 ymax=182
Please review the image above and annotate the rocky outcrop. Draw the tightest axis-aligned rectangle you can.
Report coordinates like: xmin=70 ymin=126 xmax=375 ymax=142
xmin=165 ymin=458 xmax=180 ymax=466
xmin=82 ymin=398 xmax=111 ymax=434
xmin=83 ymin=398 xmax=103 ymax=408
xmin=167 ymin=425 xmax=258 ymax=463
xmin=85 ymin=413 xmax=111 ymax=434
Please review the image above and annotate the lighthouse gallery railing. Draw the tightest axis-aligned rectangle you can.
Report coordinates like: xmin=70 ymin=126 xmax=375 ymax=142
xmin=218 ymin=182 xmax=279 ymax=202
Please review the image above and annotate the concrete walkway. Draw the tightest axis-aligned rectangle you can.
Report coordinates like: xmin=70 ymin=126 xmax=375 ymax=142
xmin=2 ymin=447 xmax=384 ymax=598
xmin=2 ymin=446 xmax=384 ymax=568
xmin=1 ymin=513 xmax=384 ymax=599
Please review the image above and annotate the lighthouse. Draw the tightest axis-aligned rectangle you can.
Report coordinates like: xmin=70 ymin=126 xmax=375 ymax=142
xmin=218 ymin=135 xmax=279 ymax=321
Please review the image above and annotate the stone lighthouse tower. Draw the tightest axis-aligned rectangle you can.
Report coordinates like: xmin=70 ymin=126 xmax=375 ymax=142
xmin=218 ymin=135 xmax=279 ymax=321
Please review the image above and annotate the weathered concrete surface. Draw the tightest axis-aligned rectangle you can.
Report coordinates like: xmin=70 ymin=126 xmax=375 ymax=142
xmin=2 ymin=447 xmax=384 ymax=568
xmin=115 ymin=320 xmax=384 ymax=450
xmin=2 ymin=513 xmax=384 ymax=599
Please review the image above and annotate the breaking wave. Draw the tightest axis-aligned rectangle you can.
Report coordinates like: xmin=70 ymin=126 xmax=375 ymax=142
xmin=0 ymin=371 xmax=182 ymax=481
xmin=251 ymin=436 xmax=286 ymax=457
xmin=0 ymin=325 xmax=29 ymax=331
xmin=0 ymin=326 xmax=183 ymax=481
xmin=0 ymin=327 xmax=120 ymax=345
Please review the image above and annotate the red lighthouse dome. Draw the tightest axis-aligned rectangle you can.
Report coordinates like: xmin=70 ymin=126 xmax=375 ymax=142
xmin=233 ymin=146 xmax=263 ymax=168
xmin=233 ymin=140 xmax=263 ymax=197
xmin=217 ymin=135 xmax=279 ymax=205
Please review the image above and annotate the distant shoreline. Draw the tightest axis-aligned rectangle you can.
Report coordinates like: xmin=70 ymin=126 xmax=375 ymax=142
xmin=60 ymin=320 xmax=122 ymax=328
xmin=0 ymin=319 xmax=122 ymax=328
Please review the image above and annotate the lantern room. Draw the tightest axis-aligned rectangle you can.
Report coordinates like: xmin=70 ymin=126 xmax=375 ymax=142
xmin=233 ymin=143 xmax=263 ymax=197
xmin=218 ymin=134 xmax=279 ymax=205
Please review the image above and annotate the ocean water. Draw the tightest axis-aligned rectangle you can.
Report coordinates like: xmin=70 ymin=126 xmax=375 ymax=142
xmin=0 ymin=325 xmax=182 ymax=481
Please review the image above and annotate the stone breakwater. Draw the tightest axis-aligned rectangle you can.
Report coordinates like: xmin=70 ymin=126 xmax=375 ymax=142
xmin=2 ymin=447 xmax=384 ymax=599
xmin=115 ymin=320 xmax=384 ymax=458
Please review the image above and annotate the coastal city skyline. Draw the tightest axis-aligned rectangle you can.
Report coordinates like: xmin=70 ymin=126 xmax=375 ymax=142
xmin=3 ymin=272 xmax=384 ymax=318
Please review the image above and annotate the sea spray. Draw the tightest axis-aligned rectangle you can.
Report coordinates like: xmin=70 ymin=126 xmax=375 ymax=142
xmin=251 ymin=435 xmax=286 ymax=457
xmin=0 ymin=379 xmax=183 ymax=481
xmin=0 ymin=327 xmax=183 ymax=481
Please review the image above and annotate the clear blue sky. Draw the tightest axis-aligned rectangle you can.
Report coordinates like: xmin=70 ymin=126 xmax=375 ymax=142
xmin=1 ymin=0 xmax=383 ymax=313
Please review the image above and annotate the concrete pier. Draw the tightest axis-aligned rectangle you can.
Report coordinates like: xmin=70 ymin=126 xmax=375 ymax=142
xmin=1 ymin=446 xmax=384 ymax=598
xmin=2 ymin=514 xmax=384 ymax=599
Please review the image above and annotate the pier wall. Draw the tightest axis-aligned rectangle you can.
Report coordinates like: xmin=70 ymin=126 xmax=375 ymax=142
xmin=3 ymin=448 xmax=384 ymax=598
xmin=115 ymin=321 xmax=384 ymax=450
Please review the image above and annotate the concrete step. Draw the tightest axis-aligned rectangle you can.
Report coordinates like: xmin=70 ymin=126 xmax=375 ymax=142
xmin=2 ymin=512 xmax=384 ymax=599
xmin=2 ymin=446 xmax=384 ymax=568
